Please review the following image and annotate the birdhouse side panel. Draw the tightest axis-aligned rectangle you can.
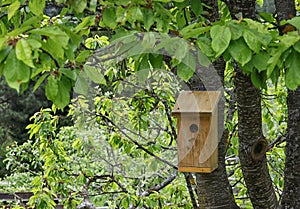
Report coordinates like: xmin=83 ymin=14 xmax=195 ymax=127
xmin=198 ymin=110 xmax=218 ymax=169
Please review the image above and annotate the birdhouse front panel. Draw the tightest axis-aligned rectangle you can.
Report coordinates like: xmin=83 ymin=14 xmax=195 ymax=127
xmin=172 ymin=91 xmax=220 ymax=173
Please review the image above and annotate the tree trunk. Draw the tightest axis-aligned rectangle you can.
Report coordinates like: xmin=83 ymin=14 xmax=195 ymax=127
xmin=226 ymin=1 xmax=279 ymax=208
xmin=234 ymin=67 xmax=278 ymax=208
xmin=281 ymin=89 xmax=300 ymax=208
xmin=193 ymin=1 xmax=239 ymax=208
xmin=273 ymin=1 xmax=300 ymax=208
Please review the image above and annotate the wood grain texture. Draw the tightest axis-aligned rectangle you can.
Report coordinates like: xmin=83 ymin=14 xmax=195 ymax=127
xmin=172 ymin=91 xmax=220 ymax=173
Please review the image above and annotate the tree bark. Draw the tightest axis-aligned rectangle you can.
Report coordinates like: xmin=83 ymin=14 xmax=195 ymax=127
xmin=274 ymin=0 xmax=296 ymax=21
xmin=273 ymin=1 xmax=300 ymax=208
xmin=193 ymin=1 xmax=239 ymax=208
xmin=281 ymin=89 xmax=300 ymax=208
xmin=226 ymin=1 xmax=279 ymax=208
xmin=234 ymin=67 xmax=278 ymax=209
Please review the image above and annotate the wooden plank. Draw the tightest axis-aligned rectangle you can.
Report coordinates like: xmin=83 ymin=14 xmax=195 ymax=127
xmin=172 ymin=91 xmax=221 ymax=114
xmin=178 ymin=166 xmax=218 ymax=173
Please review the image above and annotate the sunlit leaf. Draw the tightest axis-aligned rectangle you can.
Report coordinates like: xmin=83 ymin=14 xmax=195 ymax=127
xmin=228 ymin=38 xmax=252 ymax=66
xmin=210 ymin=25 xmax=231 ymax=57
xmin=16 ymin=39 xmax=35 ymax=68
xmin=8 ymin=1 xmax=20 ymax=20
xmin=285 ymin=50 xmax=300 ymax=90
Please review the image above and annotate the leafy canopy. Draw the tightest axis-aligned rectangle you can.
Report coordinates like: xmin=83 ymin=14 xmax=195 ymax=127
xmin=0 ymin=0 xmax=300 ymax=109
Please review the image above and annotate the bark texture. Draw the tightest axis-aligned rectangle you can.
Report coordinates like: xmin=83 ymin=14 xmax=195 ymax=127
xmin=234 ymin=68 xmax=278 ymax=208
xmin=281 ymin=89 xmax=300 ymax=208
xmin=225 ymin=1 xmax=279 ymax=208
xmin=274 ymin=0 xmax=296 ymax=21
xmin=193 ymin=1 xmax=239 ymax=208
xmin=273 ymin=1 xmax=300 ymax=208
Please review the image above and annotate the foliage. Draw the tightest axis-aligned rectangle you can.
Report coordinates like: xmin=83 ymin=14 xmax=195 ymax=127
xmin=0 ymin=78 xmax=50 ymax=177
xmin=0 ymin=0 xmax=299 ymax=109
xmin=3 ymin=79 xmax=193 ymax=208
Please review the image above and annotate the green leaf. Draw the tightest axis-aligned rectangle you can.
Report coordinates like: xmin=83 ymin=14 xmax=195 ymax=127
xmin=181 ymin=27 xmax=210 ymax=39
xmin=227 ymin=21 xmax=243 ymax=40
xmin=196 ymin=37 xmax=215 ymax=57
xmin=45 ymin=75 xmax=59 ymax=101
xmin=198 ymin=51 xmax=210 ymax=67
xmin=228 ymin=38 xmax=252 ymax=66
xmin=16 ymin=39 xmax=35 ymax=68
xmin=251 ymin=70 xmax=264 ymax=89
xmin=258 ymin=34 xmax=272 ymax=46
xmin=76 ymin=50 xmax=91 ymax=63
xmin=149 ymin=54 xmax=163 ymax=69
xmin=7 ymin=16 xmax=40 ymax=37
xmin=252 ymin=52 xmax=270 ymax=72
xmin=259 ymin=12 xmax=276 ymax=23
xmin=287 ymin=16 xmax=300 ymax=30
xmin=210 ymin=25 xmax=231 ymax=57
xmin=143 ymin=9 xmax=155 ymax=31
xmin=27 ymin=38 xmax=42 ymax=49
xmin=293 ymin=41 xmax=300 ymax=53
xmin=135 ymin=54 xmax=151 ymax=71
xmin=0 ymin=37 xmax=7 ymax=50
xmin=102 ymin=8 xmax=117 ymax=29
xmin=280 ymin=35 xmax=300 ymax=48
xmin=174 ymin=39 xmax=188 ymax=61
xmin=70 ymin=0 xmax=87 ymax=13
xmin=285 ymin=50 xmax=300 ymax=90
xmin=243 ymin=29 xmax=261 ymax=53
xmin=0 ymin=46 xmax=12 ymax=63
xmin=8 ymin=1 xmax=20 ymax=20
xmin=60 ymin=68 xmax=78 ymax=81
xmin=267 ymin=46 xmax=287 ymax=78
xmin=30 ymin=27 xmax=69 ymax=48
xmin=89 ymin=0 xmax=97 ymax=11
xmin=29 ymin=0 xmax=46 ymax=16
xmin=54 ymin=77 xmax=71 ymax=109
xmin=33 ymin=74 xmax=48 ymax=92
xmin=74 ymin=16 xmax=94 ymax=33
xmin=74 ymin=72 xmax=89 ymax=95
xmin=129 ymin=7 xmax=143 ymax=22
xmin=136 ymin=68 xmax=149 ymax=83
xmin=84 ymin=65 xmax=106 ymax=85
xmin=240 ymin=60 xmax=254 ymax=73
xmin=180 ymin=22 xmax=210 ymax=39
xmin=3 ymin=50 xmax=31 ymax=92
xmin=42 ymin=38 xmax=64 ymax=59
xmin=142 ymin=32 xmax=156 ymax=49
xmin=177 ymin=62 xmax=194 ymax=82
xmin=191 ymin=0 xmax=202 ymax=16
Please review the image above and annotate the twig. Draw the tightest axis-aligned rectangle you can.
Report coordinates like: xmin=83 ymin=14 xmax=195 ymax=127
xmin=184 ymin=173 xmax=199 ymax=209
xmin=140 ymin=169 xmax=178 ymax=196
xmin=98 ymin=113 xmax=178 ymax=170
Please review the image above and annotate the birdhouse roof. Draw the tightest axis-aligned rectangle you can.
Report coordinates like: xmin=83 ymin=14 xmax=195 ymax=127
xmin=172 ymin=91 xmax=221 ymax=115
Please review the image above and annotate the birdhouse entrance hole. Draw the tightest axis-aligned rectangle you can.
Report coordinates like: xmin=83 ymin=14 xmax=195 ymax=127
xmin=189 ymin=124 xmax=199 ymax=133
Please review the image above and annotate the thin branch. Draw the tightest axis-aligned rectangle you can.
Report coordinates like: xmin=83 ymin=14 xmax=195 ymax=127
xmin=268 ymin=133 xmax=286 ymax=150
xmin=184 ymin=173 xmax=199 ymax=209
xmin=98 ymin=113 xmax=178 ymax=170
xmin=140 ymin=169 xmax=178 ymax=196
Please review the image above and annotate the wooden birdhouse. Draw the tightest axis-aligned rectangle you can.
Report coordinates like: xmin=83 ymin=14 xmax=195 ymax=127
xmin=172 ymin=91 xmax=221 ymax=173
